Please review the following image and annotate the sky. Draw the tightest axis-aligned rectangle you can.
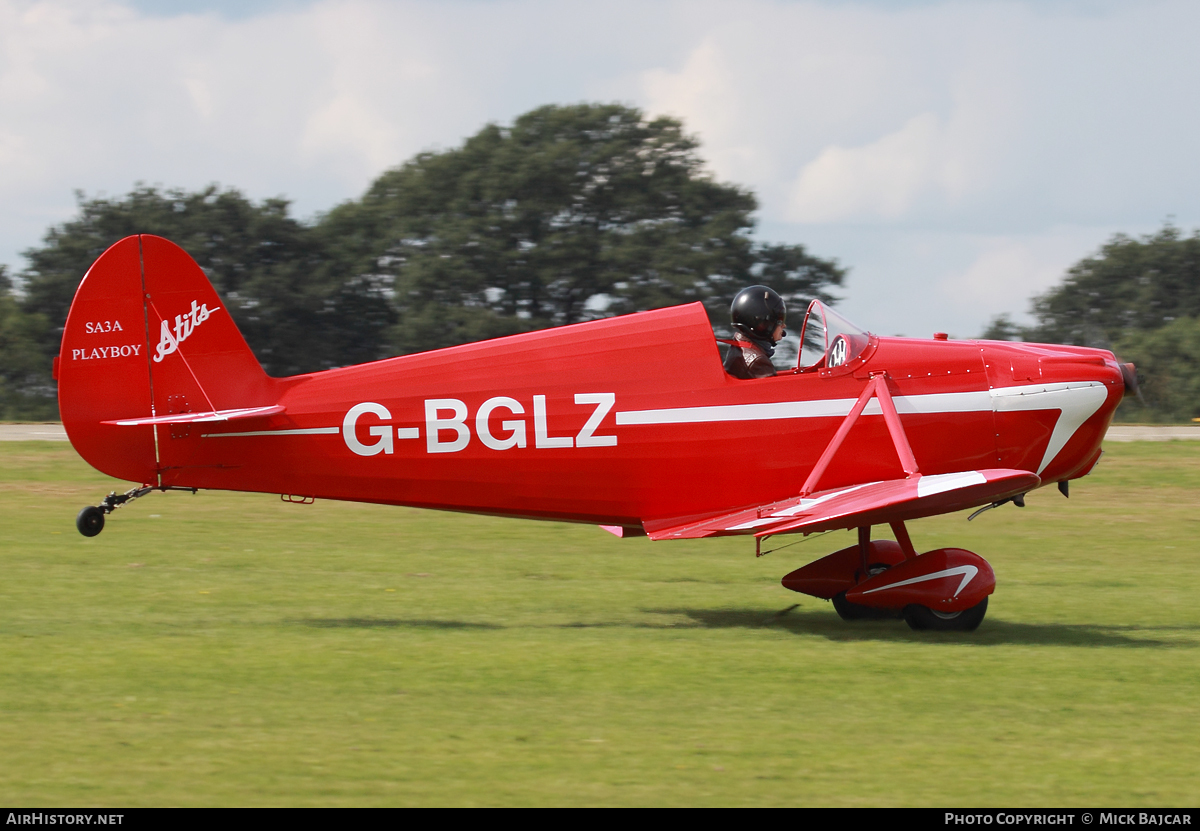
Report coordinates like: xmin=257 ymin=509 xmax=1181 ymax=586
xmin=2 ymin=0 xmax=1198 ymax=338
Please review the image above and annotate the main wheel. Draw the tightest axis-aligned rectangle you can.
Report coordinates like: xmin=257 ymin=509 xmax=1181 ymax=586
xmin=76 ymin=506 xmax=105 ymax=537
xmin=903 ymin=596 xmax=988 ymax=632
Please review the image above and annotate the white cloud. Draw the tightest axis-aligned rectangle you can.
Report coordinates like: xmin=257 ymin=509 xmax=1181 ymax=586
xmin=790 ymin=223 xmax=1128 ymax=338
xmin=938 ymin=231 xmax=1103 ymax=319
xmin=643 ymin=39 xmax=754 ymax=181
xmin=638 ymin=0 xmax=1200 ymax=232
xmin=790 ymin=112 xmax=946 ymax=222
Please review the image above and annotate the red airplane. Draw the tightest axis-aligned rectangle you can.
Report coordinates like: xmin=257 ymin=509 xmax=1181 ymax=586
xmin=56 ymin=235 xmax=1135 ymax=631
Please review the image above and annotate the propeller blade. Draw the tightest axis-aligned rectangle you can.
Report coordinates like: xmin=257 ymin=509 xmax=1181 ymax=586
xmin=1119 ymin=361 xmax=1146 ymax=406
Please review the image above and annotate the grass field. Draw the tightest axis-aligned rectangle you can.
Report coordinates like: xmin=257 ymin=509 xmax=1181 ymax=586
xmin=1 ymin=441 xmax=1198 ymax=806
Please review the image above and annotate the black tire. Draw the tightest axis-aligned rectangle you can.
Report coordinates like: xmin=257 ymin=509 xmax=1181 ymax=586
xmin=76 ymin=506 xmax=105 ymax=537
xmin=903 ymin=596 xmax=988 ymax=632
xmin=832 ymin=591 xmax=901 ymax=621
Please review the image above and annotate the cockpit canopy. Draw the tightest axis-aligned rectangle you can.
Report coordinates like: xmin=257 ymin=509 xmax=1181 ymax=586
xmin=797 ymin=300 xmax=871 ymax=371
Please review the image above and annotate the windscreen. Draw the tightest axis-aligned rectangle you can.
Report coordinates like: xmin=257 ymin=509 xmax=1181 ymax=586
xmin=797 ymin=300 xmax=870 ymax=369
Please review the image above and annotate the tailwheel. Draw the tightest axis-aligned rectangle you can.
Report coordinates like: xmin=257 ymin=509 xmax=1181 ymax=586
xmin=76 ymin=506 xmax=105 ymax=537
xmin=903 ymin=597 xmax=988 ymax=632
xmin=74 ymin=484 xmax=183 ymax=537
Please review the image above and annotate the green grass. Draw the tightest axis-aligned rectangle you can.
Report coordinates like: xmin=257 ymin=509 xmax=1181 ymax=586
xmin=2 ymin=441 xmax=1199 ymax=806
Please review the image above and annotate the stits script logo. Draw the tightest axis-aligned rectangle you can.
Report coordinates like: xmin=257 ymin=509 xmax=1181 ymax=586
xmin=154 ymin=300 xmax=219 ymax=363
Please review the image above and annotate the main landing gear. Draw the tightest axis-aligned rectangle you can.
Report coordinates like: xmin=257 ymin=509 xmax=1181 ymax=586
xmin=781 ymin=522 xmax=995 ymax=632
xmin=75 ymin=484 xmax=197 ymax=537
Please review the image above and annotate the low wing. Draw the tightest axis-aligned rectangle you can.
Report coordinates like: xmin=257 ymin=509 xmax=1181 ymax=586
xmin=643 ymin=469 xmax=1040 ymax=541
xmin=102 ymin=405 xmax=285 ymax=426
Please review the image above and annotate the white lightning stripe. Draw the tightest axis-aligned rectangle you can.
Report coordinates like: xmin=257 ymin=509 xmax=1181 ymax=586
xmin=881 ymin=391 xmax=994 ymax=415
xmin=616 ymin=383 xmax=1110 ymax=475
xmin=191 ymin=381 xmax=1108 ymax=473
xmin=860 ymin=565 xmax=979 ymax=598
xmin=200 ymin=427 xmax=340 ymax=438
xmin=990 ymin=381 xmax=1108 ymax=473
xmin=615 ymin=390 xmax=995 ymax=426
xmin=616 ymin=399 xmax=850 ymax=425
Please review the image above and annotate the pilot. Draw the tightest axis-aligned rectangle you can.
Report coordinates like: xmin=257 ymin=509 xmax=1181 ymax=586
xmin=723 ymin=285 xmax=786 ymax=379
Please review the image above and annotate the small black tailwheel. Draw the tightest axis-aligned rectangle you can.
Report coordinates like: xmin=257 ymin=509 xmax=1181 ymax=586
xmin=903 ymin=596 xmax=988 ymax=632
xmin=76 ymin=506 xmax=105 ymax=537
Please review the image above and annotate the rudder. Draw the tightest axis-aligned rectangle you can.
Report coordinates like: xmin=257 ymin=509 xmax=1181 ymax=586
xmin=58 ymin=235 xmax=275 ymax=485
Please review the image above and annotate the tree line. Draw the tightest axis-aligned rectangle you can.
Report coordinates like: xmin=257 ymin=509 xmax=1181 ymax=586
xmin=983 ymin=225 xmax=1200 ymax=422
xmin=0 ymin=104 xmax=844 ymax=420
xmin=3 ymin=103 xmax=1196 ymax=422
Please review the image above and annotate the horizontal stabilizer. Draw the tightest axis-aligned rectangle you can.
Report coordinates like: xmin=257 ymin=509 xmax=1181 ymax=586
xmin=644 ymin=469 xmax=1040 ymax=540
xmin=103 ymin=405 xmax=285 ymax=427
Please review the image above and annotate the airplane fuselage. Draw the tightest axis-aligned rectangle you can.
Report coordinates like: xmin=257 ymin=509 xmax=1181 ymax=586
xmin=132 ymin=306 xmax=1122 ymax=528
xmin=57 ymin=235 xmax=1129 ymax=629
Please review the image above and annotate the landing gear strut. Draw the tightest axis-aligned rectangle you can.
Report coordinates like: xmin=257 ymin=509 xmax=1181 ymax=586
xmin=75 ymin=484 xmax=196 ymax=537
xmin=76 ymin=485 xmax=153 ymax=537
xmin=780 ymin=522 xmax=996 ymax=632
xmin=832 ymin=530 xmax=905 ymax=620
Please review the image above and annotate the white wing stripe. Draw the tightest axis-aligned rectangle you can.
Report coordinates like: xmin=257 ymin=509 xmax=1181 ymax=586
xmin=726 ymin=518 xmax=778 ymax=530
xmin=916 ymin=471 xmax=987 ymax=498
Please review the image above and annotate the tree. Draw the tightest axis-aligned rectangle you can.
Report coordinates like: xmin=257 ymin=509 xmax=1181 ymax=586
xmin=321 ymin=104 xmax=843 ymax=354
xmin=1024 ymin=224 xmax=1200 ymax=346
xmin=0 ymin=266 xmax=54 ymax=419
xmin=18 ymin=185 xmax=394 ymax=377
xmin=980 ymin=223 xmax=1200 ymax=421
xmin=1113 ymin=317 xmax=1200 ymax=422
xmin=979 ymin=313 xmax=1023 ymax=341
xmin=11 ymin=104 xmax=844 ymax=416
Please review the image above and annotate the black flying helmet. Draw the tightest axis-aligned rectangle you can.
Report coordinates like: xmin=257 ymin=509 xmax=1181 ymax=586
xmin=731 ymin=285 xmax=786 ymax=342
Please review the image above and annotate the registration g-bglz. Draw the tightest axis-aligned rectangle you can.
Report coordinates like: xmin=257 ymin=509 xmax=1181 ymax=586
xmin=342 ymin=394 xmax=618 ymax=456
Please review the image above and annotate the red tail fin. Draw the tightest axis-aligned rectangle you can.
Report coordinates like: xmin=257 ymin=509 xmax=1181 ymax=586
xmin=59 ymin=235 xmax=275 ymax=485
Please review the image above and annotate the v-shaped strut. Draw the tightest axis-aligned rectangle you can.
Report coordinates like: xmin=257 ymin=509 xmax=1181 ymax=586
xmin=800 ymin=373 xmax=919 ymax=496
